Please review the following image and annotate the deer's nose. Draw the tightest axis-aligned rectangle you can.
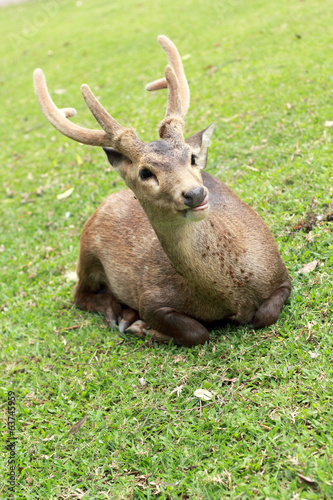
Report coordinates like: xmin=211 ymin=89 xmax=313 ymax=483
xmin=182 ymin=187 xmax=206 ymax=208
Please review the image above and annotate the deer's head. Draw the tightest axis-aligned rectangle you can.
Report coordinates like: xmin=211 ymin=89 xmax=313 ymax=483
xmin=33 ymin=36 xmax=215 ymax=224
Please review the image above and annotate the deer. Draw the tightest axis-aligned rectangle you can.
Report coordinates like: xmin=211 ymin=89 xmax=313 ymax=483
xmin=33 ymin=35 xmax=291 ymax=347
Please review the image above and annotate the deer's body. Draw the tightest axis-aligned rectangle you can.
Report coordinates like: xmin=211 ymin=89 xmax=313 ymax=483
xmin=34 ymin=35 xmax=291 ymax=347
xmin=76 ymin=170 xmax=290 ymax=331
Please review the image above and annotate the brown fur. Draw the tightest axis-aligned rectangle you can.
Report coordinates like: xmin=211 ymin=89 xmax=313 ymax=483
xmin=34 ymin=36 xmax=291 ymax=347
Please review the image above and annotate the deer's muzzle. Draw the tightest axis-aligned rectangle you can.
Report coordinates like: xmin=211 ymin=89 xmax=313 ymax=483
xmin=182 ymin=187 xmax=207 ymax=209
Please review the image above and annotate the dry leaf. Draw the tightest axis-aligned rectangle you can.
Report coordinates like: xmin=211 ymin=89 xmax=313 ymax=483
xmin=139 ymin=377 xmax=147 ymax=387
xmin=194 ymin=389 xmax=213 ymax=401
xmin=298 ymin=260 xmax=318 ymax=274
xmin=172 ymin=355 xmax=186 ymax=363
xmin=76 ymin=154 xmax=83 ymax=165
xmin=57 ymin=187 xmax=74 ymax=200
xmin=221 ymin=114 xmax=239 ymax=123
xmin=64 ymin=270 xmax=78 ymax=282
xmin=221 ymin=377 xmax=238 ymax=383
xmin=297 ymin=473 xmax=316 ymax=485
xmin=308 ymin=351 xmax=320 ymax=359
xmin=306 ymin=231 xmax=317 ymax=243
xmin=244 ymin=164 xmax=259 ymax=172
xmin=181 ymin=53 xmax=192 ymax=61
xmin=68 ymin=414 xmax=87 ymax=436
xmin=42 ymin=434 xmax=55 ymax=442
xmin=288 ymin=456 xmax=301 ymax=466
xmin=170 ymin=385 xmax=184 ymax=396
xmin=259 ymin=423 xmax=272 ymax=431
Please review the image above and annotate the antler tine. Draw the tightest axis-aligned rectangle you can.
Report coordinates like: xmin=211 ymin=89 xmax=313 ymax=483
xmin=146 ymin=35 xmax=190 ymax=118
xmin=158 ymin=65 xmax=184 ymax=142
xmin=81 ymin=84 xmax=125 ymax=140
xmin=164 ymin=65 xmax=182 ymax=118
xmin=81 ymin=84 xmax=144 ymax=160
xmin=33 ymin=68 xmax=112 ymax=147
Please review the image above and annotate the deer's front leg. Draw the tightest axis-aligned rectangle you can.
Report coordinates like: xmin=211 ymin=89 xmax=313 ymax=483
xmin=74 ymin=282 xmax=139 ymax=331
xmin=140 ymin=300 xmax=209 ymax=347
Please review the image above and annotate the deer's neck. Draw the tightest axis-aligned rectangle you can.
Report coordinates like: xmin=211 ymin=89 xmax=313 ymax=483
xmin=148 ymin=215 xmax=217 ymax=287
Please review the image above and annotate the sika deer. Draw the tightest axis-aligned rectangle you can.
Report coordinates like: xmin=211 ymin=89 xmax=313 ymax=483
xmin=33 ymin=35 xmax=291 ymax=347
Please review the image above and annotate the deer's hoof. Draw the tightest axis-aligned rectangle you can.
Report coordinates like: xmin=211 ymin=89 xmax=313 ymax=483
xmin=125 ymin=320 xmax=172 ymax=343
xmin=125 ymin=320 xmax=148 ymax=337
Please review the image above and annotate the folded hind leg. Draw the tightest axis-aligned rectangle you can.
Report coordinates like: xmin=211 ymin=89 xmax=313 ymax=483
xmin=74 ymin=249 xmax=140 ymax=330
xmin=252 ymin=279 xmax=291 ymax=328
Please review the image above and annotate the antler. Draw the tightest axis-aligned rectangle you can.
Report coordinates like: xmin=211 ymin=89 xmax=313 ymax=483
xmin=33 ymin=69 xmax=145 ymax=160
xmin=34 ymin=37 xmax=189 ymax=153
xmin=146 ymin=35 xmax=190 ymax=119
xmin=33 ymin=69 xmax=111 ymax=147
xmin=158 ymin=65 xmax=184 ymax=142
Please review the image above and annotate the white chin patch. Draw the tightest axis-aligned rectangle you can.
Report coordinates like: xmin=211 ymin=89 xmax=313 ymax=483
xmin=185 ymin=205 xmax=210 ymax=222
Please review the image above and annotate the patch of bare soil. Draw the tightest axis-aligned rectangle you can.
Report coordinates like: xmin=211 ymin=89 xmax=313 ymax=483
xmin=293 ymin=213 xmax=319 ymax=233
xmin=292 ymin=208 xmax=333 ymax=233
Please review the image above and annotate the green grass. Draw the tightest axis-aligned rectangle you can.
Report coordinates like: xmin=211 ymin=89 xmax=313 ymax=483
xmin=1 ymin=0 xmax=333 ymax=498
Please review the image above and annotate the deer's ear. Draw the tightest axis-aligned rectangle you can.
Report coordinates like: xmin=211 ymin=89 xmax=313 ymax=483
xmin=185 ymin=124 xmax=215 ymax=169
xmin=103 ymin=147 xmax=132 ymax=169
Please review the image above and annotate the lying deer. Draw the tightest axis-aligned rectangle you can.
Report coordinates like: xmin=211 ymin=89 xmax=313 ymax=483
xmin=33 ymin=35 xmax=291 ymax=347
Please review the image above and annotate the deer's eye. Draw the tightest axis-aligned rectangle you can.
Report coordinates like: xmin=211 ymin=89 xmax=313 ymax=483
xmin=191 ymin=154 xmax=197 ymax=166
xmin=139 ymin=168 xmax=154 ymax=180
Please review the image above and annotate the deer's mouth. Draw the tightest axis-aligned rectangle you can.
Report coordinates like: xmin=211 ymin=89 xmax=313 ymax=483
xmin=191 ymin=194 xmax=210 ymax=212
xmin=181 ymin=194 xmax=210 ymax=221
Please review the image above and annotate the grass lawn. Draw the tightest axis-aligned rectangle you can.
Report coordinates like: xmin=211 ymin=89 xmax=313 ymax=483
xmin=1 ymin=0 xmax=333 ymax=498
